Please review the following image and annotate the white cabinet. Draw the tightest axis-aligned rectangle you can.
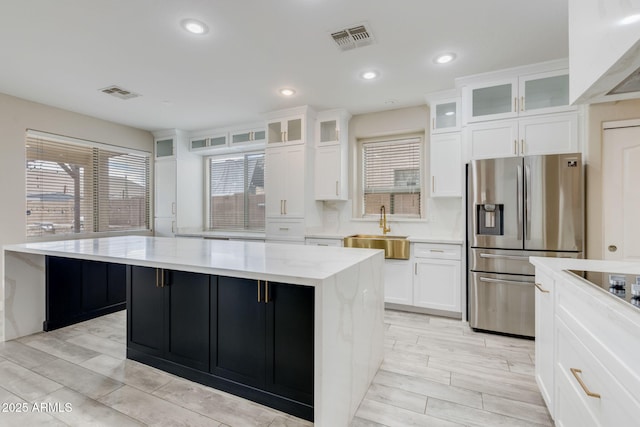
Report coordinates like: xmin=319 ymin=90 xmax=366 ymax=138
xmin=153 ymin=130 xmax=203 ymax=236
xmin=189 ymin=134 xmax=227 ymax=151
xmin=305 ymin=237 xmax=343 ymax=247
xmin=468 ymin=113 xmax=579 ymax=160
xmin=267 ymin=115 xmax=304 ymax=145
xmin=430 ymin=98 xmax=461 ymax=134
xmin=384 ymin=259 xmax=413 ymax=305
xmin=230 ymin=127 xmax=266 ymax=146
xmin=430 ymin=133 xmax=462 ymax=197
xmin=534 ymin=269 xmax=555 ymax=417
xmin=412 ymin=243 xmax=462 ymax=313
xmin=265 ymin=145 xmax=305 ymax=218
xmin=464 ymin=69 xmax=574 ymax=124
xmin=314 ymin=109 xmax=350 ymax=201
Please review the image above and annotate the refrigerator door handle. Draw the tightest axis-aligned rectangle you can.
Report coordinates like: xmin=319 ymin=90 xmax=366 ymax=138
xmin=525 ymin=164 xmax=531 ymax=241
xmin=480 ymin=253 xmax=530 ymax=261
xmin=516 ymin=165 xmax=523 ymax=241
xmin=479 ymin=277 xmax=534 ymax=286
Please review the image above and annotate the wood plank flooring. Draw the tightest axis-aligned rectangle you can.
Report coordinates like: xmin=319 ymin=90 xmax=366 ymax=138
xmin=0 ymin=309 xmax=551 ymax=426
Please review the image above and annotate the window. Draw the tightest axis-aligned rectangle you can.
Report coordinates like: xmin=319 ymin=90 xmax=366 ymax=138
xmin=361 ymin=136 xmax=422 ymax=217
xmin=208 ymin=152 xmax=265 ymax=231
xmin=25 ymin=131 xmax=150 ymax=238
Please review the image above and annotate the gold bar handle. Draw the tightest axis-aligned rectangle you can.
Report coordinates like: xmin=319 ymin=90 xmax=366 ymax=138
xmin=265 ymin=281 xmax=269 ymax=303
xmin=570 ymin=368 xmax=601 ymax=398
xmin=430 ymin=249 xmax=445 ymax=253
xmin=521 ymin=96 xmax=525 ymax=111
xmin=336 ymin=181 xmax=339 ymax=196
xmin=521 ymin=139 xmax=525 ymax=154
xmin=257 ymin=280 xmax=261 ymax=302
xmin=514 ymin=97 xmax=517 ymax=112
xmin=534 ymin=283 xmax=550 ymax=293
xmin=284 ymin=200 xmax=287 ymax=215
xmin=514 ymin=140 xmax=518 ymax=155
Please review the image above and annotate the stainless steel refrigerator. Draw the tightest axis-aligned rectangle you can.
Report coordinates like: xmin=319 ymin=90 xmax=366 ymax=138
xmin=467 ymin=153 xmax=583 ymax=337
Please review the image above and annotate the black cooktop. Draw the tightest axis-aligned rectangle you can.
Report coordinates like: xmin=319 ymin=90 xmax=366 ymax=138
xmin=568 ymin=270 xmax=640 ymax=309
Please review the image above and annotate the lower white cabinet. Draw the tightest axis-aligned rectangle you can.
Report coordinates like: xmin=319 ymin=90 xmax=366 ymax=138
xmin=534 ymin=269 xmax=555 ymax=417
xmin=412 ymin=243 xmax=461 ymax=312
xmin=383 ymin=259 xmax=413 ymax=305
xmin=305 ymin=237 xmax=343 ymax=247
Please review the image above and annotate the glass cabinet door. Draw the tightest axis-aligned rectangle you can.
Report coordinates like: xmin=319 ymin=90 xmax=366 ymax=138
xmin=319 ymin=119 xmax=338 ymax=143
xmin=231 ymin=131 xmax=251 ymax=144
xmin=190 ymin=138 xmax=207 ymax=150
xmin=156 ymin=138 xmax=174 ymax=158
xmin=520 ymin=70 xmax=572 ymax=115
xmin=210 ymin=135 xmax=227 ymax=147
xmin=472 ymin=83 xmax=514 ymax=118
xmin=286 ymin=118 xmax=302 ymax=142
xmin=431 ymin=99 xmax=460 ymax=133
xmin=268 ymin=121 xmax=283 ymax=144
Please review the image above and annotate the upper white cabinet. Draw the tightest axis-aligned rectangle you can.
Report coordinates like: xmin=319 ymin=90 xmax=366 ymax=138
xmin=189 ymin=134 xmax=227 ymax=151
xmin=430 ymin=98 xmax=461 ymax=134
xmin=468 ymin=113 xmax=578 ymax=160
xmin=430 ymin=133 xmax=462 ymax=197
xmin=265 ymin=145 xmax=305 ymax=218
xmin=155 ymin=137 xmax=175 ymax=158
xmin=153 ymin=130 xmax=203 ymax=236
xmin=464 ymin=68 xmax=574 ymax=124
xmin=267 ymin=115 xmax=304 ymax=145
xmin=314 ymin=109 xmax=350 ymax=201
xmin=230 ymin=127 xmax=266 ymax=146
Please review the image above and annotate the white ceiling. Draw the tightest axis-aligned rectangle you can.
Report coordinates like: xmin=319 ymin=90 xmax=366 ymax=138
xmin=0 ymin=0 xmax=569 ymax=132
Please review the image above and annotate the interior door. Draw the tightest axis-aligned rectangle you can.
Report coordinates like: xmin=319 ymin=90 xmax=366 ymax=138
xmin=603 ymin=124 xmax=640 ymax=260
xmin=524 ymin=153 xmax=583 ymax=251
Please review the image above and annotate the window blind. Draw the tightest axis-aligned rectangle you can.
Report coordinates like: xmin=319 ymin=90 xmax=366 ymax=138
xmin=25 ymin=131 xmax=150 ymax=238
xmin=209 ymin=153 xmax=265 ymax=231
xmin=362 ymin=137 xmax=421 ymax=217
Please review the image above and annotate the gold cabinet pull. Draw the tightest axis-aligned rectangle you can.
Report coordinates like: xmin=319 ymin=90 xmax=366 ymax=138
xmin=265 ymin=281 xmax=269 ymax=303
xmin=284 ymin=200 xmax=287 ymax=215
xmin=431 ymin=176 xmax=435 ymax=193
xmin=336 ymin=181 xmax=339 ymax=196
xmin=570 ymin=368 xmax=600 ymax=398
xmin=521 ymin=139 xmax=525 ymax=154
xmin=513 ymin=140 xmax=518 ymax=155
xmin=534 ymin=283 xmax=550 ymax=293
xmin=257 ymin=280 xmax=261 ymax=302
xmin=521 ymin=96 xmax=525 ymax=111
xmin=514 ymin=97 xmax=517 ymax=112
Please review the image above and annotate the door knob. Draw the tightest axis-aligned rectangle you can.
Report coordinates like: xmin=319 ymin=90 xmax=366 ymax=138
xmin=608 ymin=245 xmax=618 ymax=252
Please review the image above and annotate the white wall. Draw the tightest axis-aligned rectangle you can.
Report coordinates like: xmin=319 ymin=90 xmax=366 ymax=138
xmin=0 ymin=92 xmax=153 ymax=299
xmin=318 ymin=105 xmax=464 ymax=240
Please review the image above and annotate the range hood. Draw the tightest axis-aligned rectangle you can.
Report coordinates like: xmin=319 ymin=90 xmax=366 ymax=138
xmin=569 ymin=0 xmax=640 ymax=105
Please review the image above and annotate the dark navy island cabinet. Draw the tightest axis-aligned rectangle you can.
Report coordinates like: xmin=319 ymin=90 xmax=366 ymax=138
xmin=127 ymin=268 xmax=315 ymax=421
xmin=45 ymin=256 xmax=126 ymax=331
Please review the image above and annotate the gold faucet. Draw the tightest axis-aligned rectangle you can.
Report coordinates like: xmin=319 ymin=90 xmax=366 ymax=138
xmin=379 ymin=205 xmax=391 ymax=235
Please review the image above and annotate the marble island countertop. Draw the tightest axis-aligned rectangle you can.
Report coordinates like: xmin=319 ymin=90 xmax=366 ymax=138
xmin=4 ymin=236 xmax=383 ymax=286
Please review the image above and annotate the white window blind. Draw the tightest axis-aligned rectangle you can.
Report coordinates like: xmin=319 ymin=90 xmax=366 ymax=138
xmin=209 ymin=153 xmax=265 ymax=231
xmin=362 ymin=137 xmax=421 ymax=217
xmin=25 ymin=131 xmax=150 ymax=238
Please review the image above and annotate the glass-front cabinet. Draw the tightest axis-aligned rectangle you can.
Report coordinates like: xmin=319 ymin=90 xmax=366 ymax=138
xmin=267 ymin=116 xmax=303 ymax=145
xmin=230 ymin=128 xmax=266 ymax=145
xmin=155 ymin=138 xmax=175 ymax=158
xmin=519 ymin=69 xmax=572 ymax=116
xmin=430 ymin=98 xmax=460 ymax=133
xmin=465 ymin=69 xmax=574 ymax=124
xmin=189 ymin=134 xmax=227 ymax=151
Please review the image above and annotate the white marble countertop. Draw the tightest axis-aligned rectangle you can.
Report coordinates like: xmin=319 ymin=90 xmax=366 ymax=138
xmin=530 ymin=257 xmax=640 ymax=276
xmin=4 ymin=236 xmax=383 ymax=286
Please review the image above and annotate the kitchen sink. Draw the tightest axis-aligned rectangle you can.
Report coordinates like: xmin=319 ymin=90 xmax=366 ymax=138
xmin=343 ymin=234 xmax=410 ymax=260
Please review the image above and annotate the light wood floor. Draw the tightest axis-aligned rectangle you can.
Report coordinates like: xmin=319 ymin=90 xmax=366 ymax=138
xmin=0 ymin=309 xmax=551 ymax=426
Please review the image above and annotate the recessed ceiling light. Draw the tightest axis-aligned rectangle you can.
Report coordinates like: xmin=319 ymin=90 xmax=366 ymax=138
xmin=361 ymin=71 xmax=379 ymax=80
xmin=279 ymin=88 xmax=296 ymax=97
xmin=181 ymin=19 xmax=208 ymax=35
xmin=434 ymin=53 xmax=456 ymax=64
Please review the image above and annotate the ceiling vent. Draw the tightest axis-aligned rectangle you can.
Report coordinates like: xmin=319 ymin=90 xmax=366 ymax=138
xmin=100 ymin=85 xmax=140 ymax=100
xmin=330 ymin=23 xmax=374 ymax=51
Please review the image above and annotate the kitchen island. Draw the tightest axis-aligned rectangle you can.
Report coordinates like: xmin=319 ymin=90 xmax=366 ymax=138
xmin=3 ymin=236 xmax=385 ymax=425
